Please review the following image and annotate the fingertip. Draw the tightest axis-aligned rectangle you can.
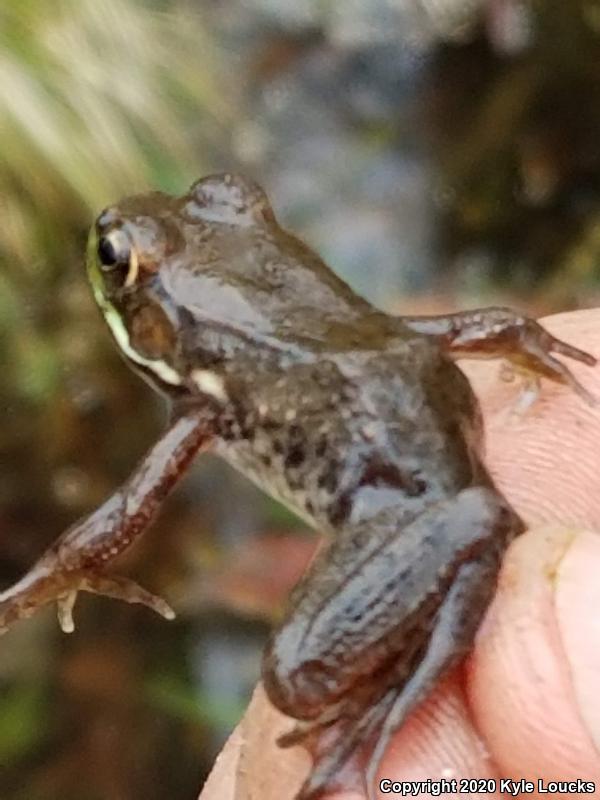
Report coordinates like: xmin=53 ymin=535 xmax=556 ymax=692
xmin=467 ymin=526 xmax=600 ymax=781
xmin=461 ymin=309 xmax=600 ymax=533
xmin=555 ymin=530 xmax=600 ymax=755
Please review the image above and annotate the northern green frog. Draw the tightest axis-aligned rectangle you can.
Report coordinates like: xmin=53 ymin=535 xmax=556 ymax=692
xmin=0 ymin=174 xmax=596 ymax=799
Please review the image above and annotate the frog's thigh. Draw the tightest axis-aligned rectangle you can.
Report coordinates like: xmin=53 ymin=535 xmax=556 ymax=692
xmin=262 ymin=486 xmax=515 ymax=723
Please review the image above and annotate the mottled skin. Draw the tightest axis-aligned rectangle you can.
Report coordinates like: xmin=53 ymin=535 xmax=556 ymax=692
xmin=0 ymin=175 xmax=596 ymax=799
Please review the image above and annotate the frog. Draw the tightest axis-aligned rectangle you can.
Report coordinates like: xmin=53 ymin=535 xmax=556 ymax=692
xmin=0 ymin=173 xmax=596 ymax=800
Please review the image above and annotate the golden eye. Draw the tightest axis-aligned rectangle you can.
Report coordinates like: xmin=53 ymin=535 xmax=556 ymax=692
xmin=97 ymin=230 xmax=139 ymax=287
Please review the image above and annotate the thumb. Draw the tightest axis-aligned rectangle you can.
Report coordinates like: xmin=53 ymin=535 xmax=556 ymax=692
xmin=468 ymin=525 xmax=600 ymax=780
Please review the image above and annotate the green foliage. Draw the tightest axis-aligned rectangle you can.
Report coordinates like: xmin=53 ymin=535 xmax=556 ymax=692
xmin=0 ymin=682 xmax=48 ymax=764
xmin=0 ymin=0 xmax=227 ymax=266
xmin=146 ymin=673 xmax=247 ymax=729
xmin=0 ymin=0 xmax=229 ymax=404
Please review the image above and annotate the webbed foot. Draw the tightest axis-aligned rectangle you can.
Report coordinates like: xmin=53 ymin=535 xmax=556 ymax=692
xmin=0 ymin=559 xmax=174 ymax=634
xmin=403 ymin=307 xmax=597 ymax=405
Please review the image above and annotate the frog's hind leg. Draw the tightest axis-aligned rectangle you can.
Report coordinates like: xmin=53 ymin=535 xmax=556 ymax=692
xmin=266 ymin=486 xmax=520 ymax=800
xmin=287 ymin=568 xmax=488 ymax=800
xmin=364 ymin=554 xmax=502 ymax=800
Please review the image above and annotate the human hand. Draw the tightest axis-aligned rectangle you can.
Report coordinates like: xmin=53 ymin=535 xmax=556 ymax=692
xmin=200 ymin=309 xmax=600 ymax=800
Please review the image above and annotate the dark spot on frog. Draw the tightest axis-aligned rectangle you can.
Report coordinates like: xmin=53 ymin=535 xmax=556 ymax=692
xmin=317 ymin=464 xmax=338 ymax=495
xmin=273 ymin=439 xmax=285 ymax=456
xmin=220 ymin=419 xmax=234 ymax=440
xmin=260 ymin=417 xmax=282 ymax=433
xmin=238 ymin=413 xmax=256 ymax=441
xmin=327 ymin=492 xmax=351 ymax=527
xmin=315 ymin=436 xmax=328 ymax=458
xmin=218 ymin=412 xmax=242 ymax=442
xmin=282 ymin=423 xmax=307 ymax=472
xmin=284 ymin=444 xmax=305 ymax=469
xmin=358 ymin=455 xmax=426 ymax=497
xmin=288 ymin=422 xmax=302 ymax=439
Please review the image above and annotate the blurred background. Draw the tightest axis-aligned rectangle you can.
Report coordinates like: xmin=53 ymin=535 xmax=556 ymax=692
xmin=2 ymin=1 xmax=600 ymax=798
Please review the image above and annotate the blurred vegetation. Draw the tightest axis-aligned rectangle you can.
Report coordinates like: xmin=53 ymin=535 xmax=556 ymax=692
xmin=2 ymin=1 xmax=600 ymax=799
xmin=430 ymin=2 xmax=600 ymax=301
xmin=0 ymin=2 xmax=237 ymax=798
xmin=0 ymin=0 xmax=225 ymax=266
xmin=0 ymin=0 xmax=227 ymax=412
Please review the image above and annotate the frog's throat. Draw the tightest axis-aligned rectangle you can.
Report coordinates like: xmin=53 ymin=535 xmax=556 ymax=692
xmin=86 ymin=236 xmax=182 ymax=387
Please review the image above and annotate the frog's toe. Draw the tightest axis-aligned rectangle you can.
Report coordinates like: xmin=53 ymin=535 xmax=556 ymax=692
xmin=0 ymin=563 xmax=174 ymax=635
xmin=293 ymin=725 xmax=369 ymax=800
xmin=277 ymin=703 xmax=345 ymax=748
xmin=295 ymin=762 xmax=364 ymax=800
xmin=285 ymin=690 xmax=397 ymax=800
xmin=507 ymin=322 xmax=597 ymax=405
xmin=546 ymin=330 xmax=597 ymax=367
xmin=76 ymin=573 xmax=175 ymax=621
xmin=54 ymin=572 xmax=175 ymax=632
xmin=521 ymin=348 xmax=596 ymax=405
xmin=278 ymin=721 xmax=317 ymax=748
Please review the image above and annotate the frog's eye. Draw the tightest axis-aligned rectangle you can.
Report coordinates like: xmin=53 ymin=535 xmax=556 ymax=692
xmin=98 ymin=230 xmax=130 ymax=270
xmin=97 ymin=230 xmax=139 ymax=287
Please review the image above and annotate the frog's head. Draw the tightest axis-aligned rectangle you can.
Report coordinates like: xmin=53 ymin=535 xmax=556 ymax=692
xmin=88 ymin=173 xmax=367 ymax=396
xmin=87 ymin=173 xmax=291 ymax=398
xmin=87 ymin=186 xmax=189 ymax=393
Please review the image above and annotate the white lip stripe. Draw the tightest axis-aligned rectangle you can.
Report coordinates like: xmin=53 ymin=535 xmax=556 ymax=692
xmin=88 ymin=252 xmax=182 ymax=386
xmin=191 ymin=368 xmax=228 ymax=402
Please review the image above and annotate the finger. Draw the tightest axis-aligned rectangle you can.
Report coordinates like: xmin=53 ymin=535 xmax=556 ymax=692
xmin=468 ymin=526 xmax=600 ymax=781
xmin=199 ymin=684 xmax=312 ymax=800
xmin=374 ymin=669 xmax=500 ymax=787
xmin=460 ymin=308 xmax=600 ymax=530
xmin=463 ymin=309 xmax=600 ymax=780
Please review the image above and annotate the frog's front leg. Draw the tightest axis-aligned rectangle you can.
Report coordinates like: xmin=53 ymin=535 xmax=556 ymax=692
xmin=0 ymin=409 xmax=215 ymax=634
xmin=402 ymin=307 xmax=596 ymax=403
xmin=262 ymin=486 xmax=521 ymax=800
